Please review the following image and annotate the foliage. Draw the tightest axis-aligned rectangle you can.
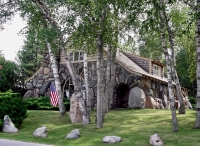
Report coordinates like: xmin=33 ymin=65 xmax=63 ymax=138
xmin=0 ymin=55 xmax=26 ymax=95
xmin=137 ymin=31 xmax=163 ymax=60
xmin=176 ymin=49 xmax=196 ymax=93
xmin=0 ymin=109 xmax=198 ymax=146
xmin=0 ymin=91 xmax=27 ymax=129
xmin=189 ymin=97 xmax=196 ymax=105
xmin=16 ymin=34 xmax=42 ymax=79
xmin=0 ymin=119 xmax=2 ymax=131
xmin=24 ymin=97 xmax=70 ymax=111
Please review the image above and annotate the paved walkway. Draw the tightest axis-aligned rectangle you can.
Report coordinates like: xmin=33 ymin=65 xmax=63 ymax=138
xmin=0 ymin=139 xmax=54 ymax=146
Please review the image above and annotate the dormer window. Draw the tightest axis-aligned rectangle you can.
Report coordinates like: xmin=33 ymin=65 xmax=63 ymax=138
xmin=69 ymin=51 xmax=83 ymax=62
xmin=153 ymin=64 xmax=161 ymax=76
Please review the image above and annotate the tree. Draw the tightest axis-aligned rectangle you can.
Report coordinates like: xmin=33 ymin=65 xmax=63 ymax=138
xmin=83 ymin=52 xmax=91 ymax=119
xmin=126 ymin=0 xmax=180 ymax=131
xmin=160 ymin=1 xmax=186 ymax=114
xmin=0 ymin=54 xmax=25 ymax=94
xmin=182 ymin=0 xmax=200 ymax=128
xmin=159 ymin=0 xmax=179 ymax=131
xmin=17 ymin=0 xmax=67 ymax=115
xmin=33 ymin=0 xmax=89 ymax=124
xmin=16 ymin=28 xmax=42 ymax=79
xmin=63 ymin=0 xmax=118 ymax=128
xmin=172 ymin=4 xmax=196 ymax=94
xmin=47 ymin=42 xmax=66 ymax=115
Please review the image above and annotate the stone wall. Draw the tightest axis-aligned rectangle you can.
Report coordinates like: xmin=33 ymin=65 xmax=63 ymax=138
xmin=24 ymin=52 xmax=171 ymax=109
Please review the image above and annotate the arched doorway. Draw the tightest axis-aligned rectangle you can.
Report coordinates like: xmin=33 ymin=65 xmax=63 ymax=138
xmin=62 ymin=75 xmax=85 ymax=99
xmin=63 ymin=77 xmax=74 ymax=99
xmin=116 ymin=84 xmax=130 ymax=108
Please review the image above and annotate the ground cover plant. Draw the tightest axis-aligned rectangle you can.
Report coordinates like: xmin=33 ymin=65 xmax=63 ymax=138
xmin=0 ymin=109 xmax=199 ymax=146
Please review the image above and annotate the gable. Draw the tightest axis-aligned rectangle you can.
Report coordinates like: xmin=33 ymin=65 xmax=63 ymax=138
xmin=125 ymin=53 xmax=151 ymax=73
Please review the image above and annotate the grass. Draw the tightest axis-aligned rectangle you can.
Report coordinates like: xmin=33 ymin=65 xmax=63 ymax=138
xmin=0 ymin=109 xmax=200 ymax=146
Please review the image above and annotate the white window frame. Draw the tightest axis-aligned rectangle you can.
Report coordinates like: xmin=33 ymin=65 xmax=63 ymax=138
xmin=69 ymin=51 xmax=83 ymax=62
xmin=153 ymin=64 xmax=161 ymax=76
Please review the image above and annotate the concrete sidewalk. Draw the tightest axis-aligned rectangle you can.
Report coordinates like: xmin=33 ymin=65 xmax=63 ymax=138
xmin=0 ymin=139 xmax=54 ymax=146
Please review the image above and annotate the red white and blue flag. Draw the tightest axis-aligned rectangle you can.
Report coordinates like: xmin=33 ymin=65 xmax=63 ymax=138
xmin=50 ymin=83 xmax=59 ymax=107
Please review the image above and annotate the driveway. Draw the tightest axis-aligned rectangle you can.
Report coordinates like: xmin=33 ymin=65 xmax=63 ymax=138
xmin=0 ymin=139 xmax=54 ymax=146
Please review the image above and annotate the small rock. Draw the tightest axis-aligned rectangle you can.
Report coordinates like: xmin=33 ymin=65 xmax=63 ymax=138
xmin=3 ymin=115 xmax=18 ymax=133
xmin=33 ymin=126 xmax=48 ymax=138
xmin=149 ymin=134 xmax=163 ymax=146
xmin=66 ymin=129 xmax=80 ymax=139
xmin=102 ymin=136 xmax=122 ymax=143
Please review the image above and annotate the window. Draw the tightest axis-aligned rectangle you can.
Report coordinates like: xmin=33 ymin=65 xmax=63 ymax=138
xmin=69 ymin=52 xmax=73 ymax=61
xmin=153 ymin=64 xmax=160 ymax=76
xmin=69 ymin=51 xmax=84 ymax=62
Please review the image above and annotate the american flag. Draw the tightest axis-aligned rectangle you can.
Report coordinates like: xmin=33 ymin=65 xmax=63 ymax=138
xmin=50 ymin=83 xmax=59 ymax=107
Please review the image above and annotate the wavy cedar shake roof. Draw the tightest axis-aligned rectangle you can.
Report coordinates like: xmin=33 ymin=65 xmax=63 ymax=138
xmin=115 ymin=51 xmax=168 ymax=84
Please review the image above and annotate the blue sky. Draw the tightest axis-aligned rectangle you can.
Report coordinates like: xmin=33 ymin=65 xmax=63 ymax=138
xmin=0 ymin=14 xmax=26 ymax=61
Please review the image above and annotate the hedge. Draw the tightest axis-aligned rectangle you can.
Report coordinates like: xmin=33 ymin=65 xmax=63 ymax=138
xmin=24 ymin=97 xmax=70 ymax=111
xmin=0 ymin=92 xmax=27 ymax=130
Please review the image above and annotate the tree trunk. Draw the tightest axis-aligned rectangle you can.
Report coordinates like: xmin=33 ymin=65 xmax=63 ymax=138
xmin=84 ymin=52 xmax=91 ymax=119
xmin=96 ymin=35 xmax=104 ymax=128
xmin=104 ymin=47 xmax=111 ymax=113
xmin=109 ymin=49 xmax=116 ymax=108
xmin=195 ymin=0 xmax=200 ymax=128
xmin=173 ymin=69 xmax=186 ymax=114
xmin=163 ymin=9 xmax=186 ymax=114
xmin=61 ymin=43 xmax=89 ymax=125
xmin=35 ymin=0 xmax=89 ymax=125
xmin=159 ymin=0 xmax=178 ymax=132
xmin=47 ymin=42 xmax=66 ymax=115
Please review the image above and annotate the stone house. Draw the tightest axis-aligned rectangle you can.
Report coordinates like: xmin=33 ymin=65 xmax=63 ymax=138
xmin=24 ymin=49 xmax=190 ymax=109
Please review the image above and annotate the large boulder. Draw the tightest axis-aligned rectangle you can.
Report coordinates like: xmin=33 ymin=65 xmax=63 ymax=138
xmin=154 ymin=98 xmax=164 ymax=109
xmin=145 ymin=96 xmax=156 ymax=108
xmin=26 ymin=83 xmax=33 ymax=90
xmin=149 ymin=134 xmax=163 ymax=146
xmin=66 ymin=129 xmax=80 ymax=139
xmin=3 ymin=115 xmax=18 ymax=133
xmin=23 ymin=90 xmax=34 ymax=99
xmin=69 ymin=93 xmax=83 ymax=123
xmin=128 ymin=87 xmax=146 ymax=109
xmin=103 ymin=136 xmax=122 ymax=143
xmin=38 ymin=81 xmax=51 ymax=96
xmin=163 ymin=94 xmax=168 ymax=108
xmin=33 ymin=126 xmax=48 ymax=138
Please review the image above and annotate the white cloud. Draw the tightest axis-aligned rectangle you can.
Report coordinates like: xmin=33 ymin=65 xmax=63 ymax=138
xmin=0 ymin=14 xmax=26 ymax=61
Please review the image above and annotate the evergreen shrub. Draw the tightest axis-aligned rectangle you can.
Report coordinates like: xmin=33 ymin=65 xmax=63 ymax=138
xmin=0 ymin=92 xmax=27 ymax=129
xmin=24 ymin=97 xmax=70 ymax=111
xmin=189 ymin=98 xmax=196 ymax=104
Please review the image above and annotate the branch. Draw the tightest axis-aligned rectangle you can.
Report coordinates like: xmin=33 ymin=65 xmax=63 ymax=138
xmin=34 ymin=0 xmax=61 ymax=31
xmin=34 ymin=0 xmax=66 ymax=45
xmin=182 ymin=0 xmax=196 ymax=10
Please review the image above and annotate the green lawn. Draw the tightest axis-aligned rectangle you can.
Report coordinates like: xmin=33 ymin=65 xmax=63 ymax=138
xmin=0 ymin=109 xmax=200 ymax=146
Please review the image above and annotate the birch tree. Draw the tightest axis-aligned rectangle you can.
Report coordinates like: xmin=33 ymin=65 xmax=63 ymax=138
xmin=33 ymin=0 xmax=90 ymax=125
xmin=64 ymin=0 xmax=123 ymax=128
xmin=159 ymin=0 xmax=179 ymax=131
xmin=195 ymin=0 xmax=200 ymax=127
xmin=161 ymin=1 xmax=186 ymax=114
xmin=19 ymin=1 xmax=67 ymax=115
xmin=84 ymin=52 xmax=91 ymax=119
xmin=182 ymin=0 xmax=200 ymax=128
xmin=47 ymin=42 xmax=66 ymax=115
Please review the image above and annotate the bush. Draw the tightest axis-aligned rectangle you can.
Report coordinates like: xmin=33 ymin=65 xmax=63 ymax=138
xmin=24 ymin=97 xmax=70 ymax=111
xmin=0 ymin=119 xmax=2 ymax=131
xmin=190 ymin=98 xmax=196 ymax=104
xmin=188 ymin=95 xmax=196 ymax=104
xmin=0 ymin=91 xmax=27 ymax=129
